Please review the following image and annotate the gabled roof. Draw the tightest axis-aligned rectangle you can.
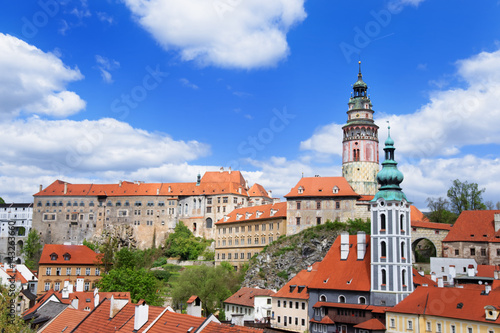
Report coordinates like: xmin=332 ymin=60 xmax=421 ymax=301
xmin=203 ymin=322 xmax=264 ymax=332
xmin=412 ymin=268 xmax=437 ymax=287
xmin=410 ymin=205 xmax=429 ymax=222
xmin=187 ymin=295 xmax=199 ymax=304
xmin=34 ymin=171 xmax=270 ymax=199
xmin=248 ymin=183 xmax=269 ymax=198
xmin=284 ymin=177 xmax=359 ymax=198
xmin=354 ymin=318 xmax=386 ymax=330
xmin=215 ymin=202 xmax=286 ymax=225
xmin=23 ymin=301 xmax=68 ymax=325
xmin=39 ymin=244 xmax=100 ymax=265
xmin=273 ymin=262 xmax=320 ymax=300
xmin=411 ymin=220 xmax=452 ymax=230
xmin=388 ymin=286 xmax=500 ymax=324
xmin=143 ymin=309 xmax=206 ymax=333
xmin=477 ymin=264 xmax=500 ymax=278
xmin=224 ymin=287 xmax=274 ymax=307
xmin=38 ymin=307 xmax=88 ymax=333
xmin=443 ymin=210 xmax=500 ymax=243
xmin=308 ymin=235 xmax=371 ymax=291
xmin=72 ymin=298 xmax=164 ymax=333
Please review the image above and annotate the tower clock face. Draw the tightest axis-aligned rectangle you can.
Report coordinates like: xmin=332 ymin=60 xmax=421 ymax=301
xmin=356 ymin=113 xmax=360 ymax=118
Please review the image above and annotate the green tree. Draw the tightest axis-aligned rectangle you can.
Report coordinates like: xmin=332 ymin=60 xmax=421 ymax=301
xmin=0 ymin=286 xmax=35 ymax=332
xmin=96 ymin=268 xmax=162 ymax=306
xmin=447 ymin=179 xmax=486 ymax=214
xmin=0 ymin=197 xmax=4 ymax=204
xmin=164 ymin=222 xmax=211 ymax=260
xmin=347 ymin=218 xmax=371 ymax=234
xmin=98 ymin=236 xmax=118 ymax=273
xmin=82 ymin=239 xmax=97 ymax=251
xmin=20 ymin=229 xmax=42 ymax=270
xmin=426 ymin=197 xmax=458 ymax=224
xmin=171 ymin=265 xmax=242 ymax=315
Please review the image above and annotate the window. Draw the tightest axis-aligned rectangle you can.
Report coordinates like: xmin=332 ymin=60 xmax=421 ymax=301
xmin=206 ymin=206 xmax=212 ymax=213
xmin=296 ymin=201 xmax=301 ymax=210
xmin=84 ymin=282 xmax=90 ymax=291
xmin=296 ymin=217 xmax=301 ymax=225
xmin=455 ymin=249 xmax=459 ymax=256
xmin=470 ymin=248 xmax=476 ymax=256
xmin=316 ymin=201 xmax=321 ymax=209
xmin=66 ymin=267 xmax=71 ymax=275
xmin=255 ymin=225 xmax=259 ymax=231
xmin=402 ymin=269 xmax=407 ymax=286
xmin=46 ymin=267 xmax=52 ymax=275
xmin=222 ymin=254 xmax=225 ymax=260
xmin=380 ymin=213 xmax=386 ymax=230
xmin=497 ymin=249 xmax=500 ymax=256
xmin=436 ymin=323 xmax=442 ymax=333
xmin=240 ymin=253 xmax=244 ymax=259
xmin=407 ymin=320 xmax=413 ymax=330
xmin=359 ymin=296 xmax=366 ymax=304
xmin=481 ymin=248 xmax=486 ymax=256
xmin=54 ymin=282 xmax=60 ymax=291
xmin=400 ymin=214 xmax=404 ymax=231
xmin=223 ymin=197 xmax=228 ymax=203
xmin=316 ymin=217 xmax=321 ymax=225
xmin=390 ymin=318 xmax=395 ymax=328
xmin=335 ymin=201 xmax=340 ymax=209
xmin=56 ymin=267 xmax=61 ymax=276
xmin=338 ymin=295 xmax=346 ymax=303
xmin=381 ymin=241 xmax=387 ymax=257
xmin=44 ymin=282 xmax=50 ymax=291
xmin=450 ymin=325 xmax=456 ymax=333
xmin=467 ymin=328 xmax=472 ymax=333
xmin=381 ymin=269 xmax=387 ymax=285
xmin=86 ymin=268 xmax=91 ymax=276
xmin=95 ymin=268 xmax=100 ymax=276
xmin=228 ymin=253 xmax=231 ymax=260
xmin=247 ymin=253 xmax=251 ymax=259
xmin=76 ymin=268 xmax=81 ymax=275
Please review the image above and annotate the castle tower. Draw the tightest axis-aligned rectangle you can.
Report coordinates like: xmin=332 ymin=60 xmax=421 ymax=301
xmin=370 ymin=126 xmax=413 ymax=307
xmin=342 ymin=62 xmax=379 ymax=196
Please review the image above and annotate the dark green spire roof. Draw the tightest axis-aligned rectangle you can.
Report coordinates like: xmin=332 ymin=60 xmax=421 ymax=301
xmin=372 ymin=125 xmax=408 ymax=202
xmin=353 ymin=61 xmax=368 ymax=90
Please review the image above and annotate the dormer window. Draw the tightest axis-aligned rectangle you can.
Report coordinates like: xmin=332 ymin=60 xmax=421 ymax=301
xmin=50 ymin=253 xmax=58 ymax=260
xmin=298 ymin=186 xmax=304 ymax=194
xmin=270 ymin=209 xmax=277 ymax=216
xmin=256 ymin=211 xmax=262 ymax=218
xmin=333 ymin=186 xmax=339 ymax=194
xmin=223 ymin=215 xmax=229 ymax=222
xmin=485 ymin=305 xmax=499 ymax=321
xmin=245 ymin=212 xmax=252 ymax=219
xmin=236 ymin=214 xmax=242 ymax=220
xmin=63 ymin=253 xmax=71 ymax=261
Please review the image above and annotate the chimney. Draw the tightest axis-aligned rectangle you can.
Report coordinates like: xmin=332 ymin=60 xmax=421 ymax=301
xmin=357 ymin=231 xmax=366 ymax=260
xmin=110 ymin=295 xmax=129 ymax=319
xmin=157 ymin=188 xmax=160 ymax=195
xmin=94 ymin=288 xmax=100 ymax=308
xmin=64 ymin=182 xmax=68 ymax=194
xmin=431 ymin=272 xmax=437 ymax=282
xmin=468 ymin=264 xmax=475 ymax=277
xmin=495 ymin=214 xmax=500 ymax=232
xmin=168 ymin=186 xmax=172 ymax=193
xmin=119 ymin=180 xmax=122 ymax=187
xmin=268 ymin=190 xmax=272 ymax=198
xmin=134 ymin=300 xmax=149 ymax=331
xmin=228 ymin=167 xmax=231 ymax=174
xmin=62 ymin=287 xmax=69 ymax=299
xmin=494 ymin=270 xmax=500 ymax=280
xmin=449 ymin=265 xmax=456 ymax=279
xmin=76 ymin=278 xmax=84 ymax=292
xmin=220 ymin=167 xmax=224 ymax=173
xmin=485 ymin=284 xmax=492 ymax=295
xmin=238 ymin=187 xmax=242 ymax=194
xmin=39 ymin=184 xmax=43 ymax=192
xmin=340 ymin=232 xmax=349 ymax=260
xmin=71 ymin=296 xmax=79 ymax=310
xmin=437 ymin=277 xmax=444 ymax=288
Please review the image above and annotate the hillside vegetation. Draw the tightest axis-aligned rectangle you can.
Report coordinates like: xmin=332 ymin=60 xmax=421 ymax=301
xmin=242 ymin=219 xmax=370 ymax=290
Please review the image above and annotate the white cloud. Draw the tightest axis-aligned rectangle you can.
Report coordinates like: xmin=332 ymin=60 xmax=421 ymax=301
xmin=95 ymin=55 xmax=120 ymax=84
xmin=179 ymin=78 xmax=199 ymax=90
xmin=123 ymin=0 xmax=307 ymax=69
xmin=0 ymin=33 xmax=85 ymax=118
xmin=388 ymin=0 xmax=426 ymax=12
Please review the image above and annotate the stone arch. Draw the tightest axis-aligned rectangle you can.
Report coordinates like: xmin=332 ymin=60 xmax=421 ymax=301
xmin=412 ymin=237 xmax=437 ymax=264
xmin=17 ymin=240 xmax=23 ymax=256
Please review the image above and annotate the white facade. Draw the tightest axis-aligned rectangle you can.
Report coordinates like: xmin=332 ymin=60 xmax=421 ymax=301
xmin=254 ymin=295 xmax=272 ymax=323
xmin=0 ymin=203 xmax=33 ymax=263
xmin=430 ymin=257 xmax=477 ymax=285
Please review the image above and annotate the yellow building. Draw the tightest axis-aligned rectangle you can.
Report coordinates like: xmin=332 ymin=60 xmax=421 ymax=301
xmin=37 ymin=244 xmax=101 ymax=296
xmin=386 ymin=285 xmax=500 ymax=333
xmin=214 ymin=202 xmax=286 ymax=270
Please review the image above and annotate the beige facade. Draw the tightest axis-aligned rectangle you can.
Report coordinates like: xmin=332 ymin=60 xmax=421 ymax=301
xmin=33 ymin=171 xmax=272 ymax=249
xmin=443 ymin=241 xmax=500 ymax=266
xmin=272 ymin=297 xmax=309 ymax=332
xmin=214 ymin=202 xmax=286 ymax=269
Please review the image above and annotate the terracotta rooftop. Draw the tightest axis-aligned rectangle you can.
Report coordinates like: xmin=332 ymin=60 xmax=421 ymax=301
xmin=443 ymin=210 xmax=500 ymax=243
xmin=39 ymin=244 xmax=101 ymax=265
xmin=410 ymin=205 xmax=430 ymax=222
xmin=202 ymin=322 xmax=265 ymax=332
xmin=248 ymin=183 xmax=269 ymax=198
xmin=308 ymin=234 xmax=371 ymax=291
xmin=273 ymin=262 xmax=320 ymax=300
xmin=412 ymin=268 xmax=437 ymax=287
xmin=215 ymin=202 xmax=286 ymax=225
xmin=411 ymin=220 xmax=452 ymax=230
xmin=34 ymin=171 xmax=270 ymax=198
xmin=477 ymin=264 xmax=500 ymax=278
xmin=224 ymin=287 xmax=274 ymax=307
xmin=187 ymin=295 xmax=199 ymax=304
xmin=284 ymin=177 xmax=359 ymax=198
xmin=354 ymin=318 xmax=386 ymax=330
xmin=38 ymin=307 xmax=88 ymax=333
xmin=389 ymin=286 xmax=500 ymax=324
xmin=143 ymin=309 xmax=206 ymax=333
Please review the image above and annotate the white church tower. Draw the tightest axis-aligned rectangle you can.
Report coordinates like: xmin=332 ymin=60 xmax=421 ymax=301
xmin=370 ymin=126 xmax=413 ymax=307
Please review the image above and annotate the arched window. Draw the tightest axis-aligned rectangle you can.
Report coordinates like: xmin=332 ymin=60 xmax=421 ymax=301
xmin=338 ymin=295 xmax=346 ymax=303
xmin=380 ymin=213 xmax=386 ymax=230
xmin=381 ymin=269 xmax=387 ymax=285
xmin=381 ymin=241 xmax=387 ymax=258
xmin=358 ymin=297 xmax=366 ymax=304
xmin=401 ymin=242 xmax=405 ymax=259
xmin=206 ymin=218 xmax=213 ymax=229
xmin=319 ymin=295 xmax=327 ymax=302
xmin=402 ymin=269 xmax=407 ymax=286
xmin=400 ymin=214 xmax=405 ymax=231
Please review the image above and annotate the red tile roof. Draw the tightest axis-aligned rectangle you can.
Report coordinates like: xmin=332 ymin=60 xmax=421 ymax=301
xmin=248 ymin=183 xmax=269 ymax=198
xmin=273 ymin=262 xmax=320 ymax=300
xmin=187 ymin=295 xmax=199 ymax=304
xmin=39 ymin=244 xmax=100 ymax=265
xmin=389 ymin=286 xmax=500 ymax=324
xmin=443 ymin=210 xmax=500 ymax=243
xmin=72 ymin=298 xmax=164 ymax=333
xmin=411 ymin=220 xmax=452 ymax=230
xmin=284 ymin=177 xmax=359 ymax=198
xmin=224 ymin=288 xmax=274 ymax=307
xmin=412 ymin=268 xmax=437 ymax=287
xmin=477 ymin=264 xmax=500 ymax=278
xmin=203 ymin=322 xmax=265 ymax=332
xmin=34 ymin=171 xmax=269 ymax=199
xmin=410 ymin=206 xmax=429 ymax=222
xmin=354 ymin=318 xmax=386 ymax=330
xmin=358 ymin=195 xmax=374 ymax=201
xmin=38 ymin=307 xmax=88 ymax=333
xmin=144 ymin=309 xmax=206 ymax=333
xmin=215 ymin=202 xmax=286 ymax=225
xmin=308 ymin=235 xmax=371 ymax=291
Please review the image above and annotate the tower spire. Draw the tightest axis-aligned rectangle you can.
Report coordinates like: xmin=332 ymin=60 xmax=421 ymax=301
xmin=358 ymin=60 xmax=362 ymax=80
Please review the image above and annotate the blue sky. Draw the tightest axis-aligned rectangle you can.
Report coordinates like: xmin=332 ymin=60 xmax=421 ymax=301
xmin=1 ymin=0 xmax=500 ymax=210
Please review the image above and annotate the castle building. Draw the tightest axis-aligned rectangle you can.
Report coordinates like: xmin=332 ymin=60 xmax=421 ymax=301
xmin=32 ymin=170 xmax=272 ymax=249
xmin=342 ymin=62 xmax=379 ymax=197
